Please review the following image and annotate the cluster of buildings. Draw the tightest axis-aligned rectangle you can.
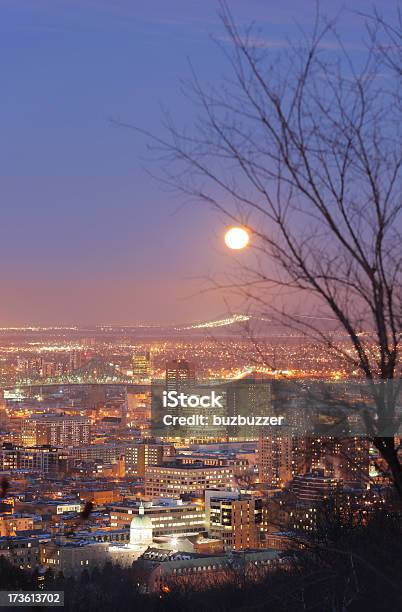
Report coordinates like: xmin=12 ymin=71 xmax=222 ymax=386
xmin=16 ymin=351 xmax=87 ymax=380
xmin=0 ymin=355 xmax=396 ymax=594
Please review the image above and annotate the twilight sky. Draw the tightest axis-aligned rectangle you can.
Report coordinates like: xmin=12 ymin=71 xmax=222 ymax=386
xmin=0 ymin=0 xmax=394 ymax=326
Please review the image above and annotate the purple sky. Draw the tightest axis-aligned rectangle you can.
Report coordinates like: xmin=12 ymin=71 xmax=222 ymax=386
xmin=0 ymin=0 xmax=393 ymax=326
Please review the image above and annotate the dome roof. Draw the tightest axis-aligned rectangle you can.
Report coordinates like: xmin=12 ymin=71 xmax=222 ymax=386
xmin=130 ymin=513 xmax=152 ymax=530
xmin=129 ymin=502 xmax=153 ymax=546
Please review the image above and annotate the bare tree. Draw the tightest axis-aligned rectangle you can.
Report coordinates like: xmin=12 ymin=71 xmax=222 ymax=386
xmin=134 ymin=4 xmax=402 ymax=494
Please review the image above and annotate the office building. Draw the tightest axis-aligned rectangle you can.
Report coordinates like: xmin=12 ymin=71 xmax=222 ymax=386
xmin=165 ymin=359 xmax=195 ymax=393
xmin=258 ymin=436 xmax=293 ymax=486
xmin=145 ymin=462 xmax=234 ymax=498
xmin=291 ymin=468 xmax=341 ymax=504
xmin=109 ymin=499 xmax=206 ymax=536
xmin=133 ymin=351 xmax=151 ymax=380
xmin=124 ymin=443 xmax=164 ymax=477
xmin=22 ymin=415 xmax=91 ymax=448
xmin=207 ymin=491 xmax=263 ymax=550
xmin=226 ymin=375 xmax=273 ymax=439
xmin=0 ymin=444 xmax=68 ymax=475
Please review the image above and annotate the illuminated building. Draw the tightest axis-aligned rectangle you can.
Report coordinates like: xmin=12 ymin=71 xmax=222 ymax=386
xmin=41 ymin=360 xmax=58 ymax=378
xmin=40 ymin=538 xmax=111 ymax=577
xmin=226 ymin=375 xmax=273 ymax=439
xmin=40 ymin=505 xmax=152 ymax=576
xmin=40 ymin=528 xmax=144 ymax=577
xmin=16 ymin=500 xmax=81 ymax=519
xmin=109 ymin=499 xmax=206 ymax=537
xmin=92 ymin=457 xmax=125 ymax=478
xmin=108 ymin=503 xmax=155 ymax=568
xmin=70 ymin=442 xmax=171 ymax=476
xmin=68 ymin=350 xmax=83 ymax=372
xmin=291 ymin=468 xmax=341 ymax=504
xmin=133 ymin=351 xmax=151 ymax=380
xmin=165 ymin=359 xmax=195 ymax=393
xmin=125 ymin=443 xmax=164 ymax=477
xmin=0 ymin=444 xmax=68 ymax=475
xmin=78 ymin=487 xmax=121 ymax=505
xmin=0 ymin=514 xmax=37 ymax=537
xmin=134 ymin=548 xmax=280 ymax=594
xmin=258 ymin=436 xmax=293 ymax=486
xmin=0 ymin=444 xmax=17 ymax=470
xmin=126 ymin=391 xmax=151 ymax=425
xmin=177 ymin=454 xmax=249 ymax=478
xmin=305 ymin=437 xmax=370 ymax=486
xmin=288 ymin=505 xmax=319 ymax=532
xmin=207 ymin=492 xmax=263 ymax=550
xmin=81 ymin=337 xmax=96 ymax=347
xmin=335 ymin=486 xmax=386 ymax=521
xmin=145 ymin=462 xmax=234 ymax=498
xmin=16 ymin=357 xmax=42 ymax=378
xmin=0 ymin=391 xmax=8 ymax=430
xmin=21 ymin=415 xmax=91 ymax=448
xmin=70 ymin=443 xmax=127 ymax=464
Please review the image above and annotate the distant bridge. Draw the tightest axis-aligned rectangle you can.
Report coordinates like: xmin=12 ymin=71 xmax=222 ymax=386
xmin=2 ymin=380 xmax=151 ymax=394
xmin=1 ymin=362 xmax=285 ymax=392
xmin=2 ymin=357 xmax=149 ymax=390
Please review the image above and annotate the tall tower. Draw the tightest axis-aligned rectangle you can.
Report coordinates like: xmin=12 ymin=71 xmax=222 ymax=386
xmin=226 ymin=373 xmax=272 ymax=439
xmin=133 ymin=351 xmax=151 ymax=380
xmin=0 ymin=391 xmax=8 ymax=430
xmin=165 ymin=359 xmax=195 ymax=393
xmin=258 ymin=435 xmax=293 ymax=486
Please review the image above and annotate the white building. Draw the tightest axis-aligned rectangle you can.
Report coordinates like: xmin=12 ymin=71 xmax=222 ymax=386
xmin=41 ymin=503 xmax=154 ymax=576
xmin=108 ymin=502 xmax=153 ymax=567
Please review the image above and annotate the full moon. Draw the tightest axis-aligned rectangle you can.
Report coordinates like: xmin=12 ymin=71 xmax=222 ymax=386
xmin=224 ymin=227 xmax=249 ymax=250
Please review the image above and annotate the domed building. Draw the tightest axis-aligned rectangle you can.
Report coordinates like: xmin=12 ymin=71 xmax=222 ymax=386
xmin=108 ymin=502 xmax=153 ymax=567
xmin=130 ymin=503 xmax=153 ymax=547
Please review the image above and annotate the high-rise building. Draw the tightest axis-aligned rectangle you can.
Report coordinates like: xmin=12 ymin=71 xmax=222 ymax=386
xmin=226 ymin=374 xmax=272 ymax=439
xmin=21 ymin=415 xmax=91 ymax=448
xmin=207 ymin=493 xmax=263 ymax=550
xmin=258 ymin=436 xmax=293 ymax=486
xmin=337 ymin=437 xmax=369 ymax=486
xmin=132 ymin=351 xmax=151 ymax=380
xmin=17 ymin=357 xmax=42 ymax=378
xmin=124 ymin=443 xmax=164 ymax=477
xmin=0 ymin=392 xmax=8 ymax=430
xmin=304 ymin=437 xmax=370 ymax=486
xmin=69 ymin=350 xmax=83 ymax=372
xmin=165 ymin=359 xmax=195 ymax=393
